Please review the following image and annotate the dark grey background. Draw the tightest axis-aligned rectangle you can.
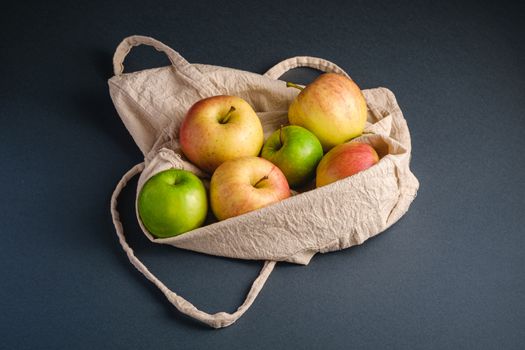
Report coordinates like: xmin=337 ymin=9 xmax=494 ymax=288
xmin=1 ymin=0 xmax=524 ymax=349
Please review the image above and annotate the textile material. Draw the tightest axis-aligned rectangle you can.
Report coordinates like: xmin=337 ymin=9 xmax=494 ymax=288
xmin=109 ymin=35 xmax=419 ymax=328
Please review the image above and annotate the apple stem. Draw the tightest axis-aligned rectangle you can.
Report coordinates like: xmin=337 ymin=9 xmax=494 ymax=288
xmin=279 ymin=125 xmax=284 ymax=146
xmin=219 ymin=106 xmax=236 ymax=124
xmin=286 ymin=82 xmax=304 ymax=91
xmin=254 ymin=175 xmax=269 ymax=188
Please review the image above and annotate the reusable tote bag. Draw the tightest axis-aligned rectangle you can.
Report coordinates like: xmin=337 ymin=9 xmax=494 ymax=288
xmin=109 ymin=35 xmax=419 ymax=328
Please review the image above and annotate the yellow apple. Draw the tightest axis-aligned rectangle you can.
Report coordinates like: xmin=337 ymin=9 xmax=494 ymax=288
xmin=287 ymin=73 xmax=368 ymax=151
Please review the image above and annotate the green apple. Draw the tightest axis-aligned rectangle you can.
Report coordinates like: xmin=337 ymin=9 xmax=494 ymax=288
xmin=261 ymin=125 xmax=323 ymax=187
xmin=210 ymin=157 xmax=290 ymax=221
xmin=138 ymin=169 xmax=208 ymax=238
xmin=180 ymin=95 xmax=264 ymax=173
xmin=287 ymin=73 xmax=368 ymax=152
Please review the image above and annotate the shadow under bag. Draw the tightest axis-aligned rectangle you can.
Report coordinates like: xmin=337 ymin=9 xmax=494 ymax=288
xmin=109 ymin=35 xmax=419 ymax=328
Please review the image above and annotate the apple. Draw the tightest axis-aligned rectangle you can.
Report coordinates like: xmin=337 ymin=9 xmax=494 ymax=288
xmin=261 ymin=125 xmax=323 ymax=187
xmin=179 ymin=95 xmax=264 ymax=173
xmin=287 ymin=73 xmax=368 ymax=151
xmin=138 ymin=169 xmax=208 ymax=238
xmin=210 ymin=157 xmax=291 ymax=220
xmin=316 ymin=142 xmax=379 ymax=187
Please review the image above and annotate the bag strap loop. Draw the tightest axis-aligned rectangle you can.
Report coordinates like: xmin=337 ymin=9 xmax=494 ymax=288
xmin=264 ymin=56 xmax=349 ymax=80
xmin=113 ymin=35 xmax=192 ymax=76
xmin=111 ymin=163 xmax=276 ymax=328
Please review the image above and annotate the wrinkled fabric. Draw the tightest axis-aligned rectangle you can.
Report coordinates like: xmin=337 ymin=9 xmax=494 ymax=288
xmin=108 ymin=35 xmax=419 ymax=327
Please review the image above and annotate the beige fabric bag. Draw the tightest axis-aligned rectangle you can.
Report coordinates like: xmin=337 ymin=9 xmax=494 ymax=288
xmin=109 ymin=35 xmax=419 ymax=328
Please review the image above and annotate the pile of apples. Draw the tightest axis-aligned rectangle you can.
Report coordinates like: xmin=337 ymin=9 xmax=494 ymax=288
xmin=138 ymin=73 xmax=380 ymax=238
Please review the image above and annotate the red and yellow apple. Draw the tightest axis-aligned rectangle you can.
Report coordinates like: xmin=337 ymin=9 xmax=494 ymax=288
xmin=316 ymin=142 xmax=379 ymax=187
xmin=180 ymin=95 xmax=264 ymax=173
xmin=210 ymin=156 xmax=291 ymax=220
xmin=287 ymin=73 xmax=368 ymax=151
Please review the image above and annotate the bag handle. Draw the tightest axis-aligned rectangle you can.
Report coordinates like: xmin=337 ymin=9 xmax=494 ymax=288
xmin=264 ymin=56 xmax=349 ymax=80
xmin=113 ymin=35 xmax=192 ymax=76
xmin=111 ymin=163 xmax=276 ymax=328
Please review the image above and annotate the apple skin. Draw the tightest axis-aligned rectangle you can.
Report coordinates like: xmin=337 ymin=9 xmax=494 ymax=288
xmin=180 ymin=95 xmax=264 ymax=173
xmin=138 ymin=169 xmax=208 ymax=238
xmin=210 ymin=157 xmax=291 ymax=221
xmin=316 ymin=142 xmax=379 ymax=187
xmin=288 ymin=73 xmax=368 ymax=152
xmin=261 ymin=125 xmax=323 ymax=187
